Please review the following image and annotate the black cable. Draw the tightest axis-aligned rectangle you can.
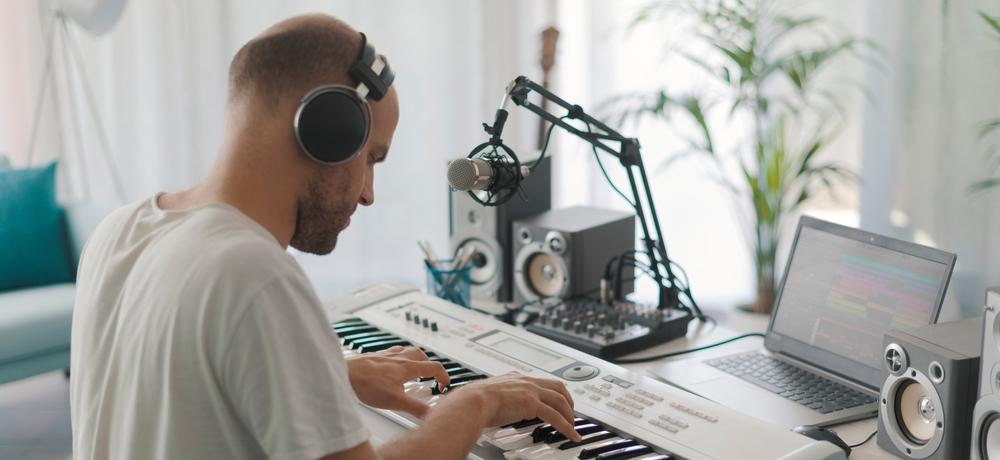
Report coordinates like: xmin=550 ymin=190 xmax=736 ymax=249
xmin=529 ymin=115 xmax=567 ymax=173
xmin=585 ymin=121 xmax=636 ymax=207
xmin=848 ymin=430 xmax=877 ymax=449
xmin=612 ymin=333 xmax=765 ymax=364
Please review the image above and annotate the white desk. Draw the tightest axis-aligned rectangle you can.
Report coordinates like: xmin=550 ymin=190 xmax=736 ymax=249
xmin=614 ymin=304 xmax=897 ymax=460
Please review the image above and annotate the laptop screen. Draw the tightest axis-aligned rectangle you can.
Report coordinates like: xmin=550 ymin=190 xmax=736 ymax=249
xmin=766 ymin=217 xmax=955 ymax=388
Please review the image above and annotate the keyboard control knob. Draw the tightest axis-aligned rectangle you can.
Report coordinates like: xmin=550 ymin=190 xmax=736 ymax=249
xmin=562 ymin=365 xmax=599 ymax=381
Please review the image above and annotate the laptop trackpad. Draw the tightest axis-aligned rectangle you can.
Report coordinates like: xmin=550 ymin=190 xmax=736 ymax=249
xmin=693 ymin=377 xmax=810 ymax=429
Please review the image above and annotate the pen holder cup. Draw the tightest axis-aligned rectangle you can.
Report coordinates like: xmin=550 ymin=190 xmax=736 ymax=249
xmin=425 ymin=260 xmax=472 ymax=309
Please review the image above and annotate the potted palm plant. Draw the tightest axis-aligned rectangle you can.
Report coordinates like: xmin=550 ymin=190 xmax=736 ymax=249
xmin=608 ymin=0 xmax=873 ymax=313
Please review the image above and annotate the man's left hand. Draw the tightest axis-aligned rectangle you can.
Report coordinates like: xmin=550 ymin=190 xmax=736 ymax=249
xmin=345 ymin=346 xmax=451 ymax=419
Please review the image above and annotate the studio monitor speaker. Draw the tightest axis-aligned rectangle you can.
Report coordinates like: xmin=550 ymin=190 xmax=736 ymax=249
xmin=972 ymin=288 xmax=1000 ymax=459
xmin=510 ymin=206 xmax=634 ymax=305
xmin=449 ymin=157 xmax=551 ymax=304
xmin=877 ymin=317 xmax=982 ymax=459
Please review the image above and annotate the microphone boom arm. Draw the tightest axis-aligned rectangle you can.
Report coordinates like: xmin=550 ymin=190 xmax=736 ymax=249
xmin=496 ymin=76 xmax=699 ymax=315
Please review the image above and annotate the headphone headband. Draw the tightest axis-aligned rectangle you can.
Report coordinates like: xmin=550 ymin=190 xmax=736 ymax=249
xmin=350 ymin=33 xmax=395 ymax=101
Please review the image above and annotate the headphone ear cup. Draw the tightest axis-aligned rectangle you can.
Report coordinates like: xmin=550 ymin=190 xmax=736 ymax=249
xmin=294 ymin=88 xmax=370 ymax=165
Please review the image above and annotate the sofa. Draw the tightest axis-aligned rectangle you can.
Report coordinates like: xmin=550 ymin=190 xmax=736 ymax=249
xmin=0 ymin=202 xmax=109 ymax=385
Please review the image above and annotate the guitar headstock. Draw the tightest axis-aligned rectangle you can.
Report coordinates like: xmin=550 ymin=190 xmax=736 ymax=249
xmin=540 ymin=26 xmax=560 ymax=72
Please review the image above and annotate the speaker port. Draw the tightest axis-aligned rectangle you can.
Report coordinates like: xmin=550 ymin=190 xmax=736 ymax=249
xmin=928 ymin=362 xmax=945 ymax=384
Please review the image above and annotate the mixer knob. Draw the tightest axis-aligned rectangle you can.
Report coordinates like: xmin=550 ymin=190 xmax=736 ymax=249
xmin=573 ymin=321 xmax=583 ymax=333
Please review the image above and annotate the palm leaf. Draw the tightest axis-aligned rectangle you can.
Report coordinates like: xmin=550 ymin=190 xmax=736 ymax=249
xmin=978 ymin=118 xmax=1000 ymax=139
xmin=981 ymin=11 xmax=1000 ymax=39
xmin=969 ymin=177 xmax=1000 ymax=194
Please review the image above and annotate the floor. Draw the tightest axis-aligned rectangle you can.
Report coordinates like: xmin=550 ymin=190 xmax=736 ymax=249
xmin=0 ymin=371 xmax=73 ymax=459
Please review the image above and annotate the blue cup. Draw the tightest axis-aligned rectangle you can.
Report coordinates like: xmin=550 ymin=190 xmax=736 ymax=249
xmin=425 ymin=259 xmax=472 ymax=308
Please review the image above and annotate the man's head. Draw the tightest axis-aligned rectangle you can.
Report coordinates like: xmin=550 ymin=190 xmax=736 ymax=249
xmin=225 ymin=14 xmax=398 ymax=254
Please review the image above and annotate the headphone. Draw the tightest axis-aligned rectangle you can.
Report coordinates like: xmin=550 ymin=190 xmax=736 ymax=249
xmin=293 ymin=33 xmax=395 ymax=165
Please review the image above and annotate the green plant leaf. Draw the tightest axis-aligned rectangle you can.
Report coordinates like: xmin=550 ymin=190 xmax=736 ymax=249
xmin=980 ymin=11 xmax=1000 ymax=38
xmin=978 ymin=118 xmax=1000 ymax=139
xmin=969 ymin=177 xmax=1000 ymax=194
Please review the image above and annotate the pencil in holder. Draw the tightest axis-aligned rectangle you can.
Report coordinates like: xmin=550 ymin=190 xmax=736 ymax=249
xmin=425 ymin=259 xmax=472 ymax=308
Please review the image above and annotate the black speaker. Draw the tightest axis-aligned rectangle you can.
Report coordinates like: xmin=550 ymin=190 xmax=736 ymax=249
xmin=510 ymin=206 xmax=634 ymax=305
xmin=448 ymin=157 xmax=551 ymax=304
xmin=877 ymin=317 xmax=982 ymax=459
xmin=973 ymin=288 xmax=1000 ymax=459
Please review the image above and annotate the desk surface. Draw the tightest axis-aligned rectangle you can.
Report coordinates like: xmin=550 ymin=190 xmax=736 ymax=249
xmin=614 ymin=304 xmax=895 ymax=460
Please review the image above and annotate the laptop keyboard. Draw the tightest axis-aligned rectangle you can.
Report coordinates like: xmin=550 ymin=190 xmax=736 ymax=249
xmin=706 ymin=352 xmax=877 ymax=414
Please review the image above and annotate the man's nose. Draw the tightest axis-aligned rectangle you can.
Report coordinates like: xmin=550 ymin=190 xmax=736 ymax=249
xmin=359 ymin=177 xmax=374 ymax=206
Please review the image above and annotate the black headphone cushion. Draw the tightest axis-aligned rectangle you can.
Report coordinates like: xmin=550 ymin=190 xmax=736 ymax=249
xmin=297 ymin=90 xmax=369 ymax=164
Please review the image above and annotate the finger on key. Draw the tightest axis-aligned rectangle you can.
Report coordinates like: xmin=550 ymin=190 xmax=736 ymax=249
xmin=538 ymin=388 xmax=575 ymax=424
xmin=408 ymin=360 xmax=451 ymax=389
xmin=398 ymin=346 xmax=430 ymax=361
xmin=536 ymin=404 xmax=582 ymax=442
xmin=531 ymin=377 xmax=575 ymax=409
xmin=383 ymin=345 xmax=407 ymax=355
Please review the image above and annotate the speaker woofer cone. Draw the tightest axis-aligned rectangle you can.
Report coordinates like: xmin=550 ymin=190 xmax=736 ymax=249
xmin=526 ymin=252 xmax=566 ymax=298
xmin=983 ymin=412 xmax=1000 ymax=460
xmin=895 ymin=380 xmax=937 ymax=445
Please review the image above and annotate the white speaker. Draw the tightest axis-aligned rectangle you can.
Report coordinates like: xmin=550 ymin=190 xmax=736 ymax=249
xmin=972 ymin=288 xmax=1000 ymax=459
xmin=448 ymin=158 xmax=551 ymax=303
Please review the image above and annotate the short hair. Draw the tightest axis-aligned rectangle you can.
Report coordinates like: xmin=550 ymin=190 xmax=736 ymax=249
xmin=227 ymin=15 xmax=361 ymax=111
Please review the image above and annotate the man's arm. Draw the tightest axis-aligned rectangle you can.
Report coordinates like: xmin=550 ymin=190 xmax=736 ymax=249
xmin=319 ymin=373 xmax=582 ymax=460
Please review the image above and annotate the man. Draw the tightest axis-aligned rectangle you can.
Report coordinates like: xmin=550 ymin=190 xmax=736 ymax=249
xmin=71 ymin=14 xmax=581 ymax=460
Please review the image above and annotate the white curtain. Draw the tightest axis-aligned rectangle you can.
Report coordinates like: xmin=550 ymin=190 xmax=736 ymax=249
xmin=0 ymin=0 xmax=560 ymax=299
xmin=859 ymin=0 xmax=1000 ymax=320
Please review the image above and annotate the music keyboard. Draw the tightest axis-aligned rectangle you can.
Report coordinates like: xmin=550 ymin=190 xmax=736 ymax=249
xmin=326 ymin=284 xmax=845 ymax=460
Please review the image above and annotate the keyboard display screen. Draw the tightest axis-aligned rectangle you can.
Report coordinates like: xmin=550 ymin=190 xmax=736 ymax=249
xmin=771 ymin=226 xmax=949 ymax=371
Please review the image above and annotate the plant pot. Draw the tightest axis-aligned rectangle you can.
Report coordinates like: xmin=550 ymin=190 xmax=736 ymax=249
xmin=738 ymin=277 xmax=777 ymax=315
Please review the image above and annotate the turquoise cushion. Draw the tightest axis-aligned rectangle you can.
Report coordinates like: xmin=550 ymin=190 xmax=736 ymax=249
xmin=0 ymin=163 xmax=74 ymax=291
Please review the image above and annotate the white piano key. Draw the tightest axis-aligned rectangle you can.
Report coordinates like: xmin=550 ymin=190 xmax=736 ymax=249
xmin=509 ymin=435 xmax=629 ymax=460
xmin=492 ymin=432 xmax=536 ymax=452
xmin=487 ymin=421 xmax=544 ymax=442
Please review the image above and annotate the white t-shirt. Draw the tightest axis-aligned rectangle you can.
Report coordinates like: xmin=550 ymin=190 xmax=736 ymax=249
xmin=71 ymin=195 xmax=369 ymax=460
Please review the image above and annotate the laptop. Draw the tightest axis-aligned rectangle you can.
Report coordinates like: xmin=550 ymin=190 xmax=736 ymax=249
xmin=652 ymin=216 xmax=956 ymax=428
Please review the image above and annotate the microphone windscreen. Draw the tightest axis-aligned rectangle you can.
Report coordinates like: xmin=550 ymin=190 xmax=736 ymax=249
xmin=447 ymin=158 xmax=489 ymax=191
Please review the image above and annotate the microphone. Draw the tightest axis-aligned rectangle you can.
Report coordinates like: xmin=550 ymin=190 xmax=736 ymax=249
xmin=447 ymin=158 xmax=530 ymax=193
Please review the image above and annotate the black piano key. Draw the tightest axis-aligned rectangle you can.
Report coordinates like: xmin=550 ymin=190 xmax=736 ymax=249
xmin=418 ymin=366 xmax=474 ymax=382
xmin=358 ymin=339 xmax=410 ymax=353
xmin=432 ymin=381 xmax=468 ymax=395
xmin=531 ymin=425 xmax=557 ymax=443
xmin=332 ymin=317 xmax=364 ymax=328
xmin=578 ymin=439 xmax=639 ymax=459
xmin=448 ymin=374 xmax=487 ymax=385
xmin=595 ymin=445 xmax=654 ymax=460
xmin=557 ymin=431 xmax=617 ymax=450
xmin=544 ymin=423 xmax=602 ymax=444
xmin=509 ymin=418 xmax=542 ymax=429
xmin=340 ymin=331 xmax=390 ymax=345
xmin=330 ymin=318 xmax=372 ymax=330
xmin=348 ymin=334 xmax=397 ymax=349
xmin=333 ymin=324 xmax=374 ymax=335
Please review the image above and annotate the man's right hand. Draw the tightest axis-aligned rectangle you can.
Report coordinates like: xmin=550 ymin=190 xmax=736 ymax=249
xmin=441 ymin=372 xmax=583 ymax=442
